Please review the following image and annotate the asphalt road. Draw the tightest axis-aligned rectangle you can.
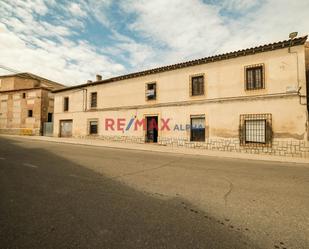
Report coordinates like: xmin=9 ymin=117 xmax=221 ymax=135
xmin=0 ymin=136 xmax=308 ymax=249
xmin=0 ymin=137 xmax=258 ymax=249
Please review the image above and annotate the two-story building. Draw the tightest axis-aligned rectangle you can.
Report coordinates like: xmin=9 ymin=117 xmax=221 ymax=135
xmin=53 ymin=36 xmax=309 ymax=159
xmin=0 ymin=73 xmax=64 ymax=135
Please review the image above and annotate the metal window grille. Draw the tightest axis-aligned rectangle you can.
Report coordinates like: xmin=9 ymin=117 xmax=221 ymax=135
xmin=245 ymin=66 xmax=264 ymax=90
xmin=191 ymin=76 xmax=204 ymax=96
xmin=239 ymin=113 xmax=272 ymax=147
xmin=91 ymin=92 xmax=97 ymax=108
xmin=89 ymin=121 xmax=98 ymax=135
xmin=190 ymin=116 xmax=205 ymax=142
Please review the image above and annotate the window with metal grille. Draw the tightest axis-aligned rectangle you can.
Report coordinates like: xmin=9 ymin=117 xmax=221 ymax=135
xmin=191 ymin=75 xmax=204 ymax=96
xmin=63 ymin=97 xmax=69 ymax=112
xmin=245 ymin=65 xmax=264 ymax=90
xmin=89 ymin=120 xmax=98 ymax=135
xmin=190 ymin=116 xmax=205 ymax=142
xmin=239 ymin=114 xmax=272 ymax=146
xmin=146 ymin=83 xmax=156 ymax=101
xmin=91 ymin=92 xmax=97 ymax=108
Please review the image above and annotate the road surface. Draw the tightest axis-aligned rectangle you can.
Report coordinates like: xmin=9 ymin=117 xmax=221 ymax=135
xmin=0 ymin=136 xmax=308 ymax=249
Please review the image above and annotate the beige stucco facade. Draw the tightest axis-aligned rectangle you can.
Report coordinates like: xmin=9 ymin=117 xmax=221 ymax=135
xmin=53 ymin=38 xmax=309 ymax=158
xmin=0 ymin=73 xmax=63 ymax=135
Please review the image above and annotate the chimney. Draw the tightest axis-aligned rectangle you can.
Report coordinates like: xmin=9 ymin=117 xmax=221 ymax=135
xmin=87 ymin=80 xmax=92 ymax=84
xmin=96 ymin=74 xmax=102 ymax=81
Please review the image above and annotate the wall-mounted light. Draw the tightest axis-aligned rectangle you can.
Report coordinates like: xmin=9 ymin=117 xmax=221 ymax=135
xmin=289 ymin=32 xmax=298 ymax=39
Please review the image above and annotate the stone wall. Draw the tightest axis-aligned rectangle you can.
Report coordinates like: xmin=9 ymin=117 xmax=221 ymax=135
xmin=82 ymin=135 xmax=309 ymax=159
xmin=158 ymin=137 xmax=309 ymax=158
xmin=80 ymin=135 xmax=145 ymax=144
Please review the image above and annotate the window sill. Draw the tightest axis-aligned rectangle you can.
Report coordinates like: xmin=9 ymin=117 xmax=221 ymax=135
xmin=241 ymin=142 xmax=271 ymax=147
xmin=244 ymin=88 xmax=265 ymax=92
xmin=190 ymin=94 xmax=205 ymax=98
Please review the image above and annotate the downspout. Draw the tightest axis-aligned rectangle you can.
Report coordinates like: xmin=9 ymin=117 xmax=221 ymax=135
xmin=288 ymin=40 xmax=309 ymax=139
xmin=84 ymin=88 xmax=88 ymax=111
xmin=288 ymin=42 xmax=307 ymax=105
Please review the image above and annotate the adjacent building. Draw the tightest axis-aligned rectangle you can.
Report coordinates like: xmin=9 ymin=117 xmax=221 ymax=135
xmin=0 ymin=73 xmax=64 ymax=135
xmin=53 ymin=36 xmax=309 ymax=159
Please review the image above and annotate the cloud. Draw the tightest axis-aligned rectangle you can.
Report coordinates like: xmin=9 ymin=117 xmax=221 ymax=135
xmin=0 ymin=0 xmax=308 ymax=86
xmin=220 ymin=0 xmax=259 ymax=11
xmin=0 ymin=23 xmax=125 ymax=85
xmin=68 ymin=3 xmax=87 ymax=17
xmin=122 ymin=0 xmax=229 ymax=63
xmin=121 ymin=0 xmax=309 ymax=62
xmin=0 ymin=0 xmax=126 ymax=85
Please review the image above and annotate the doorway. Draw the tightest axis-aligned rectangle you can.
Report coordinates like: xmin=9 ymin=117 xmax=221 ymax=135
xmin=60 ymin=120 xmax=73 ymax=137
xmin=146 ymin=116 xmax=158 ymax=143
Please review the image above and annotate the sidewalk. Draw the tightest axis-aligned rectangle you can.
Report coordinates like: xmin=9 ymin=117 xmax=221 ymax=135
xmin=1 ymin=134 xmax=309 ymax=164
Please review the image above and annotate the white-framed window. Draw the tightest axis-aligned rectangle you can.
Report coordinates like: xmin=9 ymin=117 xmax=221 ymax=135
xmin=245 ymin=119 xmax=266 ymax=143
xmin=239 ymin=113 xmax=272 ymax=146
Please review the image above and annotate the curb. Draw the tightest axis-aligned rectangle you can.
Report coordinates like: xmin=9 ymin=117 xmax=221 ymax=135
xmin=1 ymin=134 xmax=309 ymax=165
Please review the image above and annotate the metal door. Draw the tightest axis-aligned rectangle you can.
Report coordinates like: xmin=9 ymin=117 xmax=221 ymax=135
xmin=43 ymin=122 xmax=53 ymax=137
xmin=60 ymin=120 xmax=73 ymax=137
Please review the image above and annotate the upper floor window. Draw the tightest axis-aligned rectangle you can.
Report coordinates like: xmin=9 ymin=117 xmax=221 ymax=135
xmin=191 ymin=75 xmax=204 ymax=96
xmin=63 ymin=97 xmax=69 ymax=112
xmin=28 ymin=110 xmax=33 ymax=117
xmin=146 ymin=83 xmax=156 ymax=101
xmin=245 ymin=64 xmax=265 ymax=90
xmin=90 ymin=92 xmax=97 ymax=108
xmin=22 ymin=93 xmax=26 ymax=99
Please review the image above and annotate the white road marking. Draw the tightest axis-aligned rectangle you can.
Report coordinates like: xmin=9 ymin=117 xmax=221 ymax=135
xmin=23 ymin=163 xmax=38 ymax=168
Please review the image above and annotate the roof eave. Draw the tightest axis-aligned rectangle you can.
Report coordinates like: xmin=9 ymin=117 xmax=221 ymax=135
xmin=53 ymin=35 xmax=308 ymax=94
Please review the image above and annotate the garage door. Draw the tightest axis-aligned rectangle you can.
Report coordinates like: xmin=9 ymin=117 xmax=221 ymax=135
xmin=60 ymin=120 xmax=73 ymax=137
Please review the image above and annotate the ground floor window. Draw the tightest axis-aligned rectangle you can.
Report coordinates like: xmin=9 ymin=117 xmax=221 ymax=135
xmin=89 ymin=120 xmax=98 ymax=135
xmin=239 ymin=113 xmax=272 ymax=146
xmin=190 ymin=116 xmax=205 ymax=142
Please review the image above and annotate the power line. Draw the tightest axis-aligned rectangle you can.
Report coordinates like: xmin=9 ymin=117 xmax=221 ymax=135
xmin=0 ymin=64 xmax=21 ymax=74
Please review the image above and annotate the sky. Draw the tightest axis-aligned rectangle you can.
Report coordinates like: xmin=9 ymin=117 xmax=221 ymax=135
xmin=0 ymin=0 xmax=308 ymax=86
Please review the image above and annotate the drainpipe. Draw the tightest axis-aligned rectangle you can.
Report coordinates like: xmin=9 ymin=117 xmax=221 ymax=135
xmin=83 ymin=88 xmax=88 ymax=111
xmin=288 ymin=41 xmax=307 ymax=104
xmin=288 ymin=39 xmax=309 ymax=139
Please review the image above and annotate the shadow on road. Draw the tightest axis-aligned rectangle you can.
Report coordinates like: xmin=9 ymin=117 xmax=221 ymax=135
xmin=0 ymin=137 xmax=260 ymax=249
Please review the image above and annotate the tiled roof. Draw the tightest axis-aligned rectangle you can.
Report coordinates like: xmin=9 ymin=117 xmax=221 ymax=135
xmin=53 ymin=35 xmax=308 ymax=93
